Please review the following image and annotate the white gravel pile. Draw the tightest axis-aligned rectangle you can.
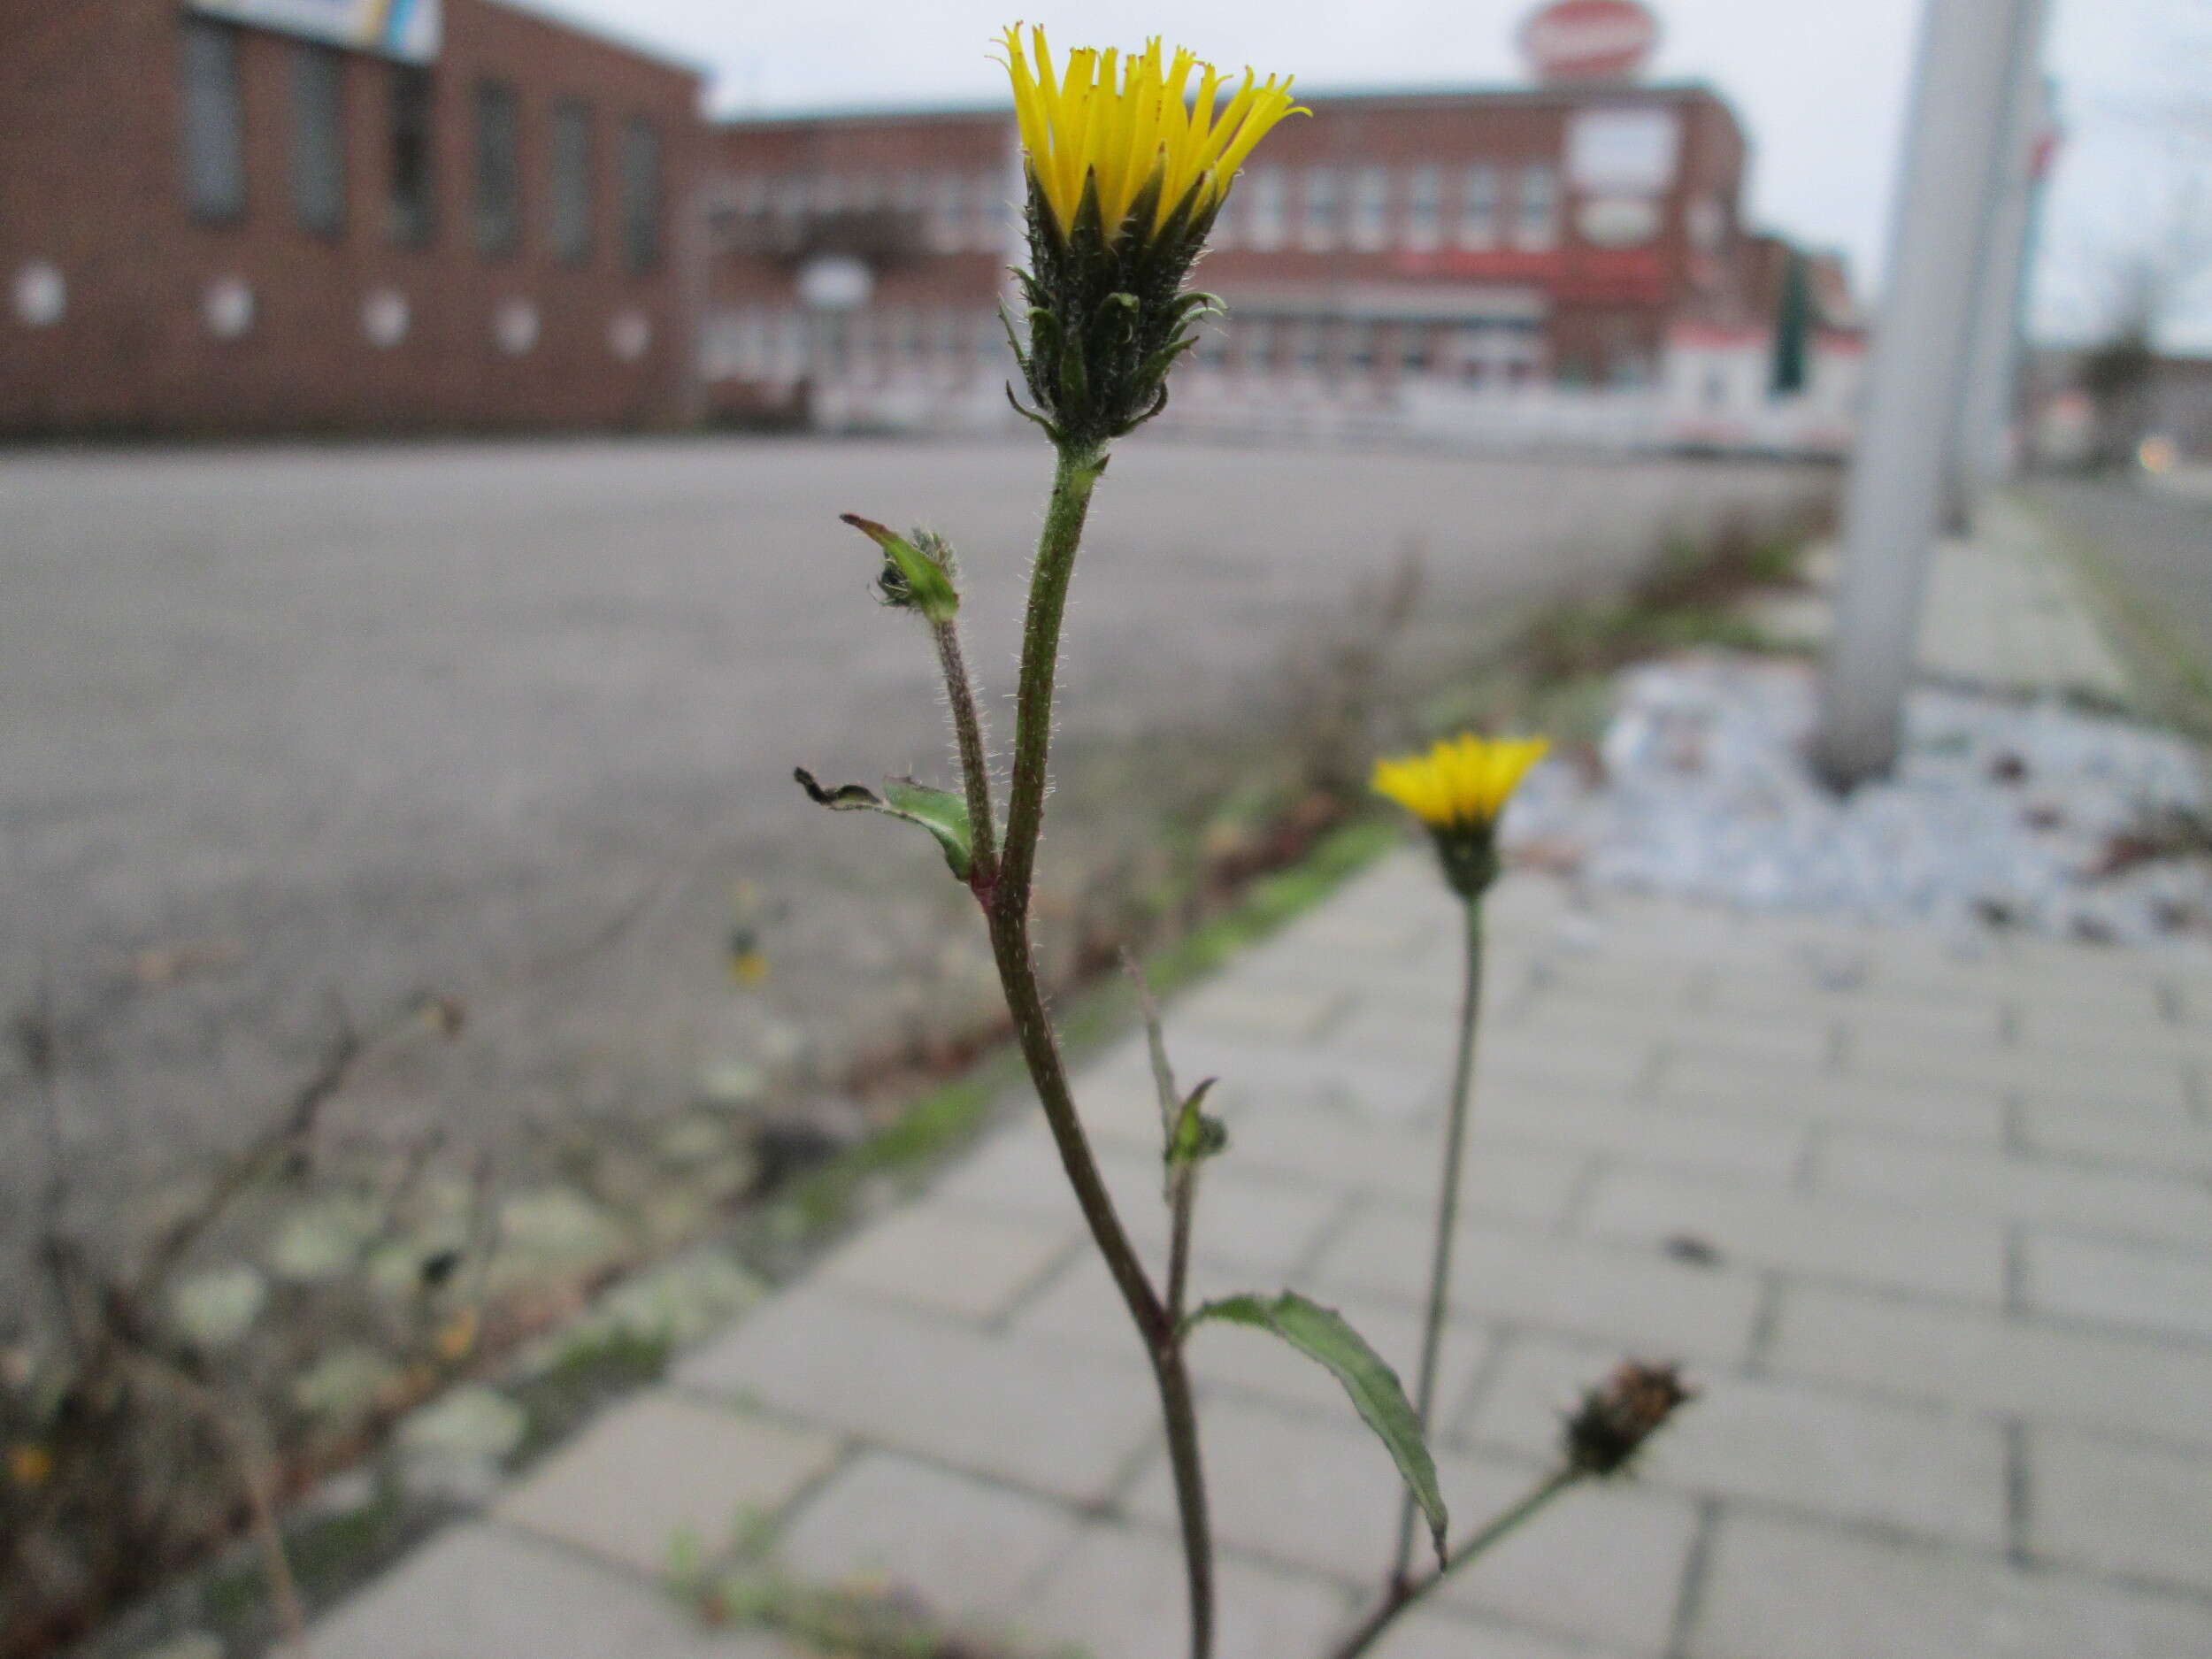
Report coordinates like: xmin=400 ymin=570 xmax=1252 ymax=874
xmin=1506 ymin=656 xmax=2212 ymax=949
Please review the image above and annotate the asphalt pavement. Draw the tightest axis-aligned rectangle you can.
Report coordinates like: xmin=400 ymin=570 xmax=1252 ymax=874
xmin=0 ymin=434 xmax=1825 ymax=1225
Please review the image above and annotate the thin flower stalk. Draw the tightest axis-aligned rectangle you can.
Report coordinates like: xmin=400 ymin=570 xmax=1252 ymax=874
xmin=1369 ymin=733 xmax=1549 ymax=1588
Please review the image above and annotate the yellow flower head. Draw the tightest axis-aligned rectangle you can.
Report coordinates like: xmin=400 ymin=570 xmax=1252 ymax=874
xmin=1372 ymin=734 xmax=1551 ymax=834
xmin=998 ymin=24 xmax=1303 ymax=243
xmin=7 ymin=1442 xmax=53 ymax=1490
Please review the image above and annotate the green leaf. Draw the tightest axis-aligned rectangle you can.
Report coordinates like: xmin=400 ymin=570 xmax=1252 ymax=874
xmin=840 ymin=515 xmax=960 ymax=622
xmin=1167 ymin=1078 xmax=1227 ymax=1170
xmin=1188 ymin=1291 xmax=1448 ymax=1564
xmin=794 ymin=770 xmax=973 ymax=879
xmin=881 ymin=780 xmax=974 ymax=877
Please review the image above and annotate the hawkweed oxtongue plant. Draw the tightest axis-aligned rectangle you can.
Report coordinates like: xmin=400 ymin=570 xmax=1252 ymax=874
xmin=1322 ymin=735 xmax=1695 ymax=1659
xmin=789 ymin=29 xmax=1683 ymax=1659
xmin=1369 ymin=734 xmax=1549 ymax=1586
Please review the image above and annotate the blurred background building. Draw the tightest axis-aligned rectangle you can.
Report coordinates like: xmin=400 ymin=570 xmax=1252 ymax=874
xmin=703 ymin=0 xmax=1865 ymax=455
xmin=1 ymin=0 xmax=702 ymax=435
xmin=2 ymin=0 xmax=1864 ymax=450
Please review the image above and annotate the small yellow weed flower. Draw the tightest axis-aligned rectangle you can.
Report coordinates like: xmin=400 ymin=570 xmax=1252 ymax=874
xmin=997 ymin=23 xmax=1302 ymax=452
xmin=999 ymin=25 xmax=1302 ymax=244
xmin=1373 ymin=734 xmax=1549 ymax=897
xmin=7 ymin=1442 xmax=54 ymax=1490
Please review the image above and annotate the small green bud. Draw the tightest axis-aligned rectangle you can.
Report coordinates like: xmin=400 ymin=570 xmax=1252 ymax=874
xmin=841 ymin=514 xmax=959 ymax=623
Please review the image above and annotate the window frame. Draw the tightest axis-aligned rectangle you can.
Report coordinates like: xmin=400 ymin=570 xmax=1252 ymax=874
xmin=472 ymin=76 xmax=524 ymax=260
xmin=618 ymin=114 xmax=664 ymax=275
xmin=1349 ymin=165 xmax=1390 ymax=251
xmin=180 ymin=19 xmax=247 ymax=225
xmin=549 ymin=94 xmax=595 ymax=265
xmin=387 ymin=62 xmax=438 ymax=248
xmin=289 ymin=42 xmax=348 ymax=239
xmin=1514 ymin=161 xmax=1559 ymax=251
xmin=1300 ymin=165 xmax=1339 ymax=251
xmin=1457 ymin=163 xmax=1499 ymax=250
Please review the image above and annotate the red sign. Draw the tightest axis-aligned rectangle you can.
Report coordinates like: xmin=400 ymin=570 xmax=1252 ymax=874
xmin=1518 ymin=0 xmax=1661 ymax=85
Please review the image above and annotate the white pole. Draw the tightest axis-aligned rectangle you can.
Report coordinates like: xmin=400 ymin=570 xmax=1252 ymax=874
xmin=1814 ymin=0 xmax=2039 ymax=787
xmin=1956 ymin=0 xmax=2052 ymax=501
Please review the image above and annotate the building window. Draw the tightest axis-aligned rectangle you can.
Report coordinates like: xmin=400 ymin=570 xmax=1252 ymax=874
xmin=388 ymin=65 xmax=436 ymax=247
xmin=1245 ymin=167 xmax=1286 ymax=250
xmin=1457 ymin=164 xmax=1498 ymax=249
xmin=971 ymin=171 xmax=1008 ymax=248
xmin=1350 ymin=166 xmax=1389 ymax=251
xmin=1399 ymin=326 xmax=1433 ymax=374
xmin=1211 ymin=186 xmax=1240 ymax=250
xmin=1293 ymin=317 xmax=1325 ymax=373
xmin=1406 ymin=165 xmax=1442 ymax=251
xmin=181 ymin=20 xmax=246 ymax=222
xmin=618 ymin=116 xmax=663 ymax=273
xmin=929 ymin=172 xmax=964 ymax=250
xmin=473 ymin=79 xmax=522 ymax=258
xmin=1346 ymin=320 xmax=1379 ymax=376
xmin=290 ymin=44 xmax=346 ymax=236
xmin=549 ymin=97 xmax=594 ymax=264
xmin=1515 ymin=162 xmax=1557 ymax=250
xmin=1300 ymin=167 xmax=1337 ymax=250
xmin=1240 ymin=316 xmax=1274 ymax=373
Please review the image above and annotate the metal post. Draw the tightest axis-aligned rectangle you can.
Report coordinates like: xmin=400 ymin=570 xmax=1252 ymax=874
xmin=1813 ymin=0 xmax=2039 ymax=788
xmin=1955 ymin=1 xmax=2053 ymax=503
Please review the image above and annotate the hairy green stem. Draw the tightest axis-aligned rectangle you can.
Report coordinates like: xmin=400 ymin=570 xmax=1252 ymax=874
xmin=982 ymin=442 xmax=1216 ymax=1659
xmin=929 ymin=616 xmax=998 ymax=893
xmin=1335 ymin=1469 xmax=1580 ymax=1659
xmin=1392 ymin=895 xmax=1486 ymax=1589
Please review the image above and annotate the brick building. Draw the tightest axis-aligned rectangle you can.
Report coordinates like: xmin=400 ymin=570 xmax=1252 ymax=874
xmin=1 ymin=0 xmax=702 ymax=437
xmin=2 ymin=0 xmax=1857 ymax=449
xmin=697 ymin=4 xmax=1862 ymax=454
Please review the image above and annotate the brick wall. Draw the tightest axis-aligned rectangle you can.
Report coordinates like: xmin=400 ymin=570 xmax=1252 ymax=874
xmin=0 ymin=0 xmax=703 ymax=437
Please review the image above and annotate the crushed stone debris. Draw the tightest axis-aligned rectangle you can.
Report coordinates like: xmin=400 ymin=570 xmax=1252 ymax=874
xmin=1505 ymin=656 xmax=2212 ymax=950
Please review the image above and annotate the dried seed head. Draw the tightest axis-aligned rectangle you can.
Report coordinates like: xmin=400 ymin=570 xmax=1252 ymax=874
xmin=1563 ymin=1360 xmax=1695 ymax=1478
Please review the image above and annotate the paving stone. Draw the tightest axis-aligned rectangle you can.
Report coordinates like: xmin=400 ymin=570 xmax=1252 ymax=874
xmin=495 ymin=1393 xmax=841 ymax=1576
xmin=1812 ymin=1129 xmax=2212 ymax=1248
xmin=1423 ymin=1459 xmax=1693 ymax=1655
xmin=307 ymin=1523 xmax=801 ymax=1659
xmin=1580 ymin=1167 xmax=2008 ymax=1304
xmin=1477 ymin=1081 xmax=1809 ymax=1184
xmin=1315 ymin=1208 xmax=1763 ymax=1363
xmin=2021 ymin=1231 xmax=2212 ymax=1342
xmin=815 ymin=1201 xmax=1076 ymax=1324
xmin=676 ymin=1288 xmax=1156 ymax=1504
xmin=1843 ymin=1035 xmax=2194 ymax=1116
xmin=1014 ymin=1249 xmax=1493 ymax=1425
xmin=1125 ymin=1398 xmax=1692 ymax=1654
xmin=1171 ymin=979 xmax=1356 ymax=1042
xmin=774 ymin=1450 xmax=1083 ymax=1625
xmin=1688 ymin=1509 xmax=2212 ymax=1659
xmin=1657 ymin=1050 xmax=2007 ymax=1145
xmin=2026 ymin=1425 xmax=2212 ymax=1594
xmin=1520 ymin=996 xmax=1835 ymax=1067
xmin=1226 ymin=1100 xmax=1588 ymax=1226
xmin=1750 ymin=987 xmax=2002 ymax=1046
xmin=1329 ymin=1005 xmax=1657 ymax=1094
xmin=1766 ymin=1283 xmax=2212 ymax=1449
xmin=1013 ymin=1521 xmax=1350 ymax=1659
xmin=2016 ymin=1097 xmax=2212 ymax=1179
xmin=1463 ymin=1333 xmax=2008 ymax=1548
xmin=931 ymin=1124 xmax=1343 ymax=1283
xmin=1368 ymin=1607 xmax=1629 ymax=1659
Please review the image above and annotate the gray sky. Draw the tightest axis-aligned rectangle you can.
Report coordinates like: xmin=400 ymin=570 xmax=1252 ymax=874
xmin=554 ymin=0 xmax=2211 ymax=349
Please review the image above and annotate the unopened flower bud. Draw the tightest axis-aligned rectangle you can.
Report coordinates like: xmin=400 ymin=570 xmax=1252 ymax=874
xmin=842 ymin=515 xmax=960 ymax=624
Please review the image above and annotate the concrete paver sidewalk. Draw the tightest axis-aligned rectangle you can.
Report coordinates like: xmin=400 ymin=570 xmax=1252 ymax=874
xmin=305 ymin=856 xmax=2212 ymax=1659
xmin=296 ymin=508 xmax=2212 ymax=1659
